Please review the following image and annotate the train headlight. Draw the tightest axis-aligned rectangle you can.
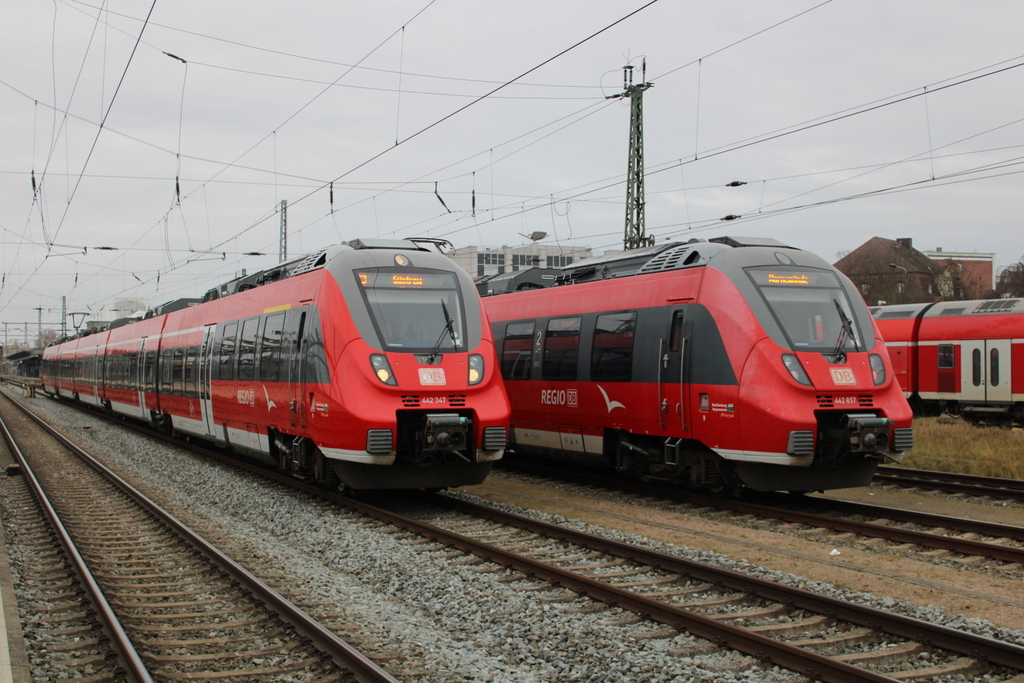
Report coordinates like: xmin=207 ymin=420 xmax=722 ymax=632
xmin=781 ymin=354 xmax=812 ymax=386
xmin=370 ymin=354 xmax=397 ymax=386
xmin=468 ymin=354 xmax=484 ymax=385
xmin=869 ymin=353 xmax=886 ymax=386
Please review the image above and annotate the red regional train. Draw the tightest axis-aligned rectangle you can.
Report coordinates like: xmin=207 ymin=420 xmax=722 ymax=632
xmin=41 ymin=238 xmax=510 ymax=492
xmin=482 ymin=236 xmax=914 ymax=493
xmin=871 ymin=298 xmax=1023 ymax=424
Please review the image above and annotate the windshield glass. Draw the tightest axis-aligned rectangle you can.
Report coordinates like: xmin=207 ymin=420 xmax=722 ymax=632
xmin=746 ymin=267 xmax=864 ymax=354
xmin=356 ymin=268 xmax=465 ymax=352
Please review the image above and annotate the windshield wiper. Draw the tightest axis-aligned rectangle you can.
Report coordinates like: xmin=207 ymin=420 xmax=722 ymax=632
xmin=831 ymin=299 xmax=855 ymax=362
xmin=427 ymin=300 xmax=458 ymax=363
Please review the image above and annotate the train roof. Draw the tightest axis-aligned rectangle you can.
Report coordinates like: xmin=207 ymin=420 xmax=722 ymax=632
xmin=869 ymin=303 xmax=933 ymax=320
xmin=872 ymin=298 xmax=1022 ymax=321
xmin=50 ymin=237 xmax=453 ymax=345
xmin=201 ymin=237 xmax=450 ymax=301
xmin=922 ymin=298 xmax=1022 ymax=317
xmin=484 ymin=236 xmax=798 ymax=290
xmin=476 ymin=267 xmax=561 ymax=295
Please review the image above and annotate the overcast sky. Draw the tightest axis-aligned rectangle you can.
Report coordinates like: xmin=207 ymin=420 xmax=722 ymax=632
xmin=2 ymin=0 xmax=1022 ymax=333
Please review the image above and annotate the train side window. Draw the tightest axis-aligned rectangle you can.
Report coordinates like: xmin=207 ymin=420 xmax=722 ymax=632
xmin=144 ymin=351 xmax=157 ymax=392
xmin=219 ymin=322 xmax=238 ymax=381
xmin=161 ymin=349 xmax=174 ymax=393
xmin=260 ymin=313 xmax=285 ymax=382
xmin=131 ymin=352 xmax=141 ymax=389
xmin=669 ymin=311 xmax=685 ymax=352
xmin=591 ymin=311 xmax=636 ymax=381
xmin=185 ymin=347 xmax=198 ymax=396
xmin=972 ymin=348 xmax=982 ymax=387
xmin=172 ymin=348 xmax=184 ymax=394
xmin=238 ymin=318 xmax=259 ymax=381
xmin=501 ymin=321 xmax=535 ymax=380
xmin=937 ymin=345 xmax=954 ymax=369
xmin=542 ymin=317 xmax=580 ymax=381
xmin=990 ymin=348 xmax=999 ymax=387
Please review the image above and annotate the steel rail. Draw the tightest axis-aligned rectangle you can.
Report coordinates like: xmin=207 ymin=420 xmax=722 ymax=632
xmin=683 ymin=494 xmax=1024 ymax=564
xmin=875 ymin=466 xmax=1024 ymax=501
xmin=0 ymin=413 xmax=154 ymax=683
xmin=348 ymin=493 xmax=900 ymax=683
xmin=433 ymin=493 xmax=1024 ymax=673
xmin=3 ymin=390 xmax=400 ymax=683
xmin=803 ymin=496 xmax=1024 ymax=543
xmin=500 ymin=459 xmax=1024 ymax=561
xmin=21 ymin=397 xmax=897 ymax=681
xmin=28 ymin=394 xmax=1024 ymax=680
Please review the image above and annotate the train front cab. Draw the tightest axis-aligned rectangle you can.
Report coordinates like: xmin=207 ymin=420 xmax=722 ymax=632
xmin=310 ymin=245 xmax=510 ymax=490
xmin=715 ymin=256 xmax=914 ymax=492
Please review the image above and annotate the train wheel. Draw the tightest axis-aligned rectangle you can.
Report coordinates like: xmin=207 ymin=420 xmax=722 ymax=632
xmin=312 ymin=448 xmax=340 ymax=488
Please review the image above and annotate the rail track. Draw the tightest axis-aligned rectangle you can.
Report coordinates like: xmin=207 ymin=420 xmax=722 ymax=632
xmin=19 ymin=392 xmax=1024 ymax=683
xmin=382 ymin=491 xmax=1024 ymax=682
xmin=493 ymin=459 xmax=1024 ymax=574
xmin=874 ymin=466 xmax=1024 ymax=503
xmin=670 ymin=492 xmax=1024 ymax=569
xmin=0 ymin=390 xmax=398 ymax=683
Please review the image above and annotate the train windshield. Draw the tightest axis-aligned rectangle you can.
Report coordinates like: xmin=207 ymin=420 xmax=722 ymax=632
xmin=356 ymin=268 xmax=465 ymax=352
xmin=746 ymin=267 xmax=865 ymax=354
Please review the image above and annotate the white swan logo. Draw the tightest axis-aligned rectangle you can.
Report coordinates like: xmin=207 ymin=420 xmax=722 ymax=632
xmin=597 ymin=385 xmax=625 ymax=412
xmin=263 ymin=385 xmax=277 ymax=411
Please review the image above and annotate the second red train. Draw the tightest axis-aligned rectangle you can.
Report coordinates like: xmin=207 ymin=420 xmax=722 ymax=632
xmin=871 ymin=298 xmax=1023 ymax=424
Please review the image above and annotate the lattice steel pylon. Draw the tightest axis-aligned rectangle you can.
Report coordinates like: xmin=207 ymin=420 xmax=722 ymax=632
xmin=608 ymin=61 xmax=653 ymax=250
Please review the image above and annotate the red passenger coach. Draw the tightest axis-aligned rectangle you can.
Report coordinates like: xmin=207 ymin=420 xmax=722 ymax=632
xmin=42 ymin=239 xmax=510 ymax=492
xmin=483 ymin=237 xmax=913 ymax=494
xmin=872 ymin=299 xmax=1024 ymax=424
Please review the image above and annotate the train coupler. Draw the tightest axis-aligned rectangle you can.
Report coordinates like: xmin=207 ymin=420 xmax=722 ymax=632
xmin=841 ymin=413 xmax=893 ymax=454
xmin=423 ymin=413 xmax=471 ymax=461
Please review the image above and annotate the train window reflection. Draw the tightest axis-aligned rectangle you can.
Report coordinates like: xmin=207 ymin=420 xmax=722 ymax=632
xmin=501 ymin=321 xmax=535 ymax=380
xmin=543 ymin=317 xmax=580 ymax=381
xmin=238 ymin=318 xmax=259 ymax=381
xmin=591 ymin=312 xmax=635 ymax=381
xmin=669 ymin=311 xmax=685 ymax=352
xmin=747 ymin=267 xmax=863 ymax=354
xmin=260 ymin=313 xmax=285 ymax=382
xmin=972 ymin=349 xmax=982 ymax=387
xmin=358 ymin=268 xmax=464 ymax=353
xmin=990 ymin=348 xmax=999 ymax=386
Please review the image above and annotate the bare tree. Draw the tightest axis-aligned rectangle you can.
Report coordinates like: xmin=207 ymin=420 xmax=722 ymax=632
xmin=996 ymin=261 xmax=1024 ymax=298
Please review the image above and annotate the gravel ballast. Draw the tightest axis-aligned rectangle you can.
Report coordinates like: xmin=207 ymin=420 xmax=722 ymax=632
xmin=9 ymin=393 xmax=1024 ymax=682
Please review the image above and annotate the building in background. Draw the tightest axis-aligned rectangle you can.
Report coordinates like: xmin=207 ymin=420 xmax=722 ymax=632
xmin=448 ymin=243 xmax=593 ymax=279
xmin=835 ymin=237 xmax=948 ymax=305
xmin=921 ymin=247 xmax=996 ymax=298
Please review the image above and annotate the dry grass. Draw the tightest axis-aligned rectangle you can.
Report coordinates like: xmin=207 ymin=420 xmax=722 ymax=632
xmin=898 ymin=416 xmax=1024 ymax=479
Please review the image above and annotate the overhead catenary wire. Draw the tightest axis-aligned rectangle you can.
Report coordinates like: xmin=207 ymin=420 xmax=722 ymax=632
xmin=1 ymin=0 xmax=159 ymax=317
xmin=5 ymin=2 xmax=1022 ymax=323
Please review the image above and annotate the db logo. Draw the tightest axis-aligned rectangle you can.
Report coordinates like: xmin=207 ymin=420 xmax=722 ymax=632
xmin=830 ymin=367 xmax=856 ymax=385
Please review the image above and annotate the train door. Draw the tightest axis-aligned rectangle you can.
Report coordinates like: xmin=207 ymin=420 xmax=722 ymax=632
xmin=657 ymin=308 xmax=688 ymax=433
xmin=288 ymin=310 xmax=308 ymax=431
xmin=89 ymin=346 xmax=101 ymax=404
xmin=138 ymin=338 xmax=149 ymax=413
xmin=199 ymin=325 xmax=217 ymax=436
xmin=961 ymin=339 xmax=1012 ymax=403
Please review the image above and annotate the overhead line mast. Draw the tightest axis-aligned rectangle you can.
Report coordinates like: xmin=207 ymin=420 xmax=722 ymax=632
xmin=608 ymin=61 xmax=653 ymax=250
